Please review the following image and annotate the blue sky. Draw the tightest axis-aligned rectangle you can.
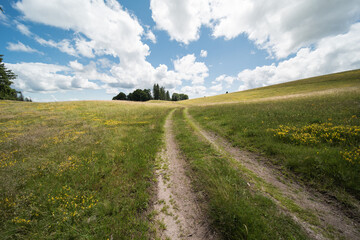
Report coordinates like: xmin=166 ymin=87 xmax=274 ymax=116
xmin=1 ymin=0 xmax=359 ymax=102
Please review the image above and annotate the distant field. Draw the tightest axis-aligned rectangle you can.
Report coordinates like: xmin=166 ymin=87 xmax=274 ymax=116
xmin=182 ymin=69 xmax=360 ymax=105
xmin=0 ymin=101 xmax=172 ymax=239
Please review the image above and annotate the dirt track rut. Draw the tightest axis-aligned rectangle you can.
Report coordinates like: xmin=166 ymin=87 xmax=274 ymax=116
xmin=184 ymin=108 xmax=360 ymax=240
xmin=153 ymin=111 xmax=217 ymax=240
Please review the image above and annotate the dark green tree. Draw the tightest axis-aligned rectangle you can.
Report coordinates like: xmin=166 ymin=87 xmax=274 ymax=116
xmin=112 ymin=92 xmax=127 ymax=100
xmin=166 ymin=90 xmax=170 ymax=101
xmin=0 ymin=55 xmax=19 ymax=100
xmin=171 ymin=93 xmax=179 ymax=101
xmin=171 ymin=92 xmax=189 ymax=101
xmin=127 ymin=89 xmax=152 ymax=101
xmin=153 ymin=84 xmax=160 ymax=100
xmin=159 ymin=86 xmax=165 ymax=100
xmin=179 ymin=93 xmax=189 ymax=100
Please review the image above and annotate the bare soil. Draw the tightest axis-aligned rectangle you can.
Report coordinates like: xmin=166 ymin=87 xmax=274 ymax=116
xmin=153 ymin=111 xmax=217 ymax=240
xmin=185 ymin=109 xmax=360 ymax=240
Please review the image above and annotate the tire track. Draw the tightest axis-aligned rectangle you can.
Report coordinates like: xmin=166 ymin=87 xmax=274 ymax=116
xmin=153 ymin=110 xmax=217 ymax=240
xmin=184 ymin=108 xmax=360 ymax=240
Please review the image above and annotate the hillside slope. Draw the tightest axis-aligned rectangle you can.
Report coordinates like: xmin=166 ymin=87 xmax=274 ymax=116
xmin=182 ymin=69 xmax=360 ymax=105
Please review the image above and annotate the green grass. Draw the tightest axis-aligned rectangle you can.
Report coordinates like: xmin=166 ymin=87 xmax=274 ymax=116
xmin=0 ymin=101 xmax=172 ymax=239
xmin=182 ymin=69 xmax=360 ymax=105
xmin=188 ymin=89 xmax=360 ymax=203
xmin=172 ymin=108 xmax=308 ymax=239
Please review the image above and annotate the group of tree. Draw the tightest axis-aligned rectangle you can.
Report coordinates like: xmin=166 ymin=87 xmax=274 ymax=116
xmin=171 ymin=93 xmax=189 ymax=101
xmin=152 ymin=84 xmax=171 ymax=101
xmin=112 ymin=84 xmax=189 ymax=102
xmin=0 ymin=55 xmax=31 ymax=102
xmin=112 ymin=89 xmax=152 ymax=102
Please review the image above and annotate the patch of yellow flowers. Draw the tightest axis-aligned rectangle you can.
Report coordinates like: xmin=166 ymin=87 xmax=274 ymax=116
xmin=11 ymin=217 xmax=31 ymax=224
xmin=0 ymin=150 xmax=18 ymax=168
xmin=270 ymin=123 xmax=359 ymax=145
xmin=340 ymin=147 xmax=360 ymax=164
xmin=47 ymin=185 xmax=98 ymax=222
xmin=269 ymin=121 xmax=359 ymax=164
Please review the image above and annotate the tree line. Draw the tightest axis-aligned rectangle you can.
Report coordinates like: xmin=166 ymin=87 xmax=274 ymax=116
xmin=112 ymin=84 xmax=189 ymax=102
xmin=0 ymin=55 xmax=31 ymax=102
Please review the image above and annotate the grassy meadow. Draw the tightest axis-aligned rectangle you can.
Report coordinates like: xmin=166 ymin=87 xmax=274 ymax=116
xmin=183 ymin=69 xmax=360 ymax=105
xmin=0 ymin=101 xmax=172 ymax=239
xmin=188 ymin=89 xmax=360 ymax=204
xmin=1 ymin=69 xmax=359 ymax=239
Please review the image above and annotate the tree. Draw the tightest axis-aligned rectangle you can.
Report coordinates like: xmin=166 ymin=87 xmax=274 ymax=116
xmin=125 ymin=89 xmax=152 ymax=102
xmin=171 ymin=93 xmax=179 ymax=101
xmin=179 ymin=93 xmax=189 ymax=100
xmin=0 ymin=55 xmax=19 ymax=100
xmin=143 ymin=89 xmax=152 ymax=101
xmin=172 ymin=92 xmax=189 ymax=101
xmin=153 ymin=84 xmax=160 ymax=100
xmin=166 ymin=91 xmax=170 ymax=101
xmin=159 ymin=86 xmax=165 ymax=100
xmin=112 ymin=92 xmax=127 ymax=100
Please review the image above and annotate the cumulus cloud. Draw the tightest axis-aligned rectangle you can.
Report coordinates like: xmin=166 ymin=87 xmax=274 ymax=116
xmin=15 ymin=0 xmax=148 ymax=61
xmin=14 ymin=0 xmax=154 ymax=87
xmin=145 ymin=29 xmax=157 ymax=43
xmin=150 ymin=0 xmax=360 ymax=58
xmin=200 ymin=50 xmax=207 ymax=58
xmin=181 ymin=85 xmax=207 ymax=97
xmin=150 ymin=0 xmax=211 ymax=44
xmin=210 ymin=83 xmax=222 ymax=91
xmin=213 ymin=74 xmax=235 ymax=87
xmin=15 ymin=0 xmax=204 ymax=93
xmin=173 ymin=54 xmax=209 ymax=85
xmin=6 ymin=62 xmax=99 ymax=92
xmin=7 ymin=41 xmax=42 ymax=54
xmin=237 ymin=23 xmax=360 ymax=90
xmin=75 ymin=38 xmax=95 ymax=58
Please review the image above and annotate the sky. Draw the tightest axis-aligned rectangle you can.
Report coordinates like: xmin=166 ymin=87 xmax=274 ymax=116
xmin=1 ymin=0 xmax=360 ymax=102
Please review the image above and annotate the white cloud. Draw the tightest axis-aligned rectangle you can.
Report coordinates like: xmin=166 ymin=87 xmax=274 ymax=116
xmin=237 ymin=23 xmax=360 ymax=91
xmin=16 ymin=22 xmax=31 ymax=36
xmin=35 ymin=37 xmax=78 ymax=56
xmin=69 ymin=60 xmax=84 ymax=71
xmin=97 ymin=58 xmax=113 ymax=69
xmin=150 ymin=0 xmax=211 ymax=44
xmin=213 ymin=74 xmax=235 ymax=87
xmin=6 ymin=62 xmax=99 ymax=92
xmin=210 ymin=83 xmax=222 ymax=91
xmin=173 ymin=54 xmax=209 ymax=85
xmin=0 ymin=7 xmax=9 ymax=25
xmin=181 ymin=85 xmax=207 ymax=97
xmin=150 ymin=0 xmax=360 ymax=58
xmin=105 ymin=88 xmax=120 ymax=95
xmin=15 ymin=0 xmax=149 ymax=61
xmin=145 ymin=29 xmax=157 ymax=43
xmin=15 ymin=0 xmax=185 ymax=92
xmin=200 ymin=50 xmax=207 ymax=58
xmin=75 ymin=38 xmax=95 ymax=58
xmin=6 ymin=41 xmax=42 ymax=54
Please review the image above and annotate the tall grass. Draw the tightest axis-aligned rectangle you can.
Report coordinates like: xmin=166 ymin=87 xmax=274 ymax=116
xmin=188 ymin=90 xmax=360 ymax=202
xmin=172 ymin=108 xmax=308 ymax=239
xmin=0 ymin=101 xmax=172 ymax=239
